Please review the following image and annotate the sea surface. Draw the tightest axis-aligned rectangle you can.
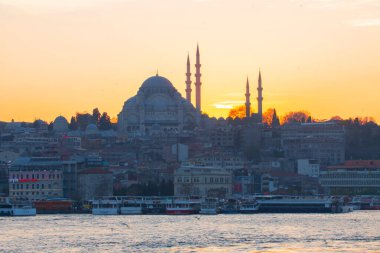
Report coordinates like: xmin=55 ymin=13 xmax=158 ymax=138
xmin=1 ymin=211 xmax=379 ymax=252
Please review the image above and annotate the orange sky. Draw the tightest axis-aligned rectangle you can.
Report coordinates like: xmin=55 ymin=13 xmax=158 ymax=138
xmin=1 ymin=0 xmax=380 ymax=123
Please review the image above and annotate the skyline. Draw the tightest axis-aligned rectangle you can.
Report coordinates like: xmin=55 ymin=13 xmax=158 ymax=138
xmin=1 ymin=0 xmax=380 ymax=122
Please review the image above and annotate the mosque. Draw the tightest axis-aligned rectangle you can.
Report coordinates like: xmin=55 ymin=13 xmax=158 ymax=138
xmin=117 ymin=44 xmax=264 ymax=136
xmin=117 ymin=46 xmax=203 ymax=136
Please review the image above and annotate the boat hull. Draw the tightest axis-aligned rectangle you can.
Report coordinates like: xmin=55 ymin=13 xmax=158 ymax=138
xmin=12 ymin=207 xmax=36 ymax=216
xmin=92 ymin=208 xmax=119 ymax=215
xmin=0 ymin=208 xmax=12 ymax=216
xmin=258 ymin=204 xmax=332 ymax=213
xmin=199 ymin=208 xmax=218 ymax=215
xmin=239 ymin=209 xmax=259 ymax=214
xmin=166 ymin=208 xmax=197 ymax=215
xmin=120 ymin=207 xmax=142 ymax=215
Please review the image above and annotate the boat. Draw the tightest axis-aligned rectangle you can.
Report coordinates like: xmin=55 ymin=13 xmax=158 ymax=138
xmin=0 ymin=203 xmax=13 ymax=216
xmin=199 ymin=198 xmax=219 ymax=215
xmin=239 ymin=201 xmax=260 ymax=214
xmin=0 ymin=201 xmax=36 ymax=216
xmin=257 ymin=195 xmax=338 ymax=213
xmin=144 ymin=197 xmax=167 ymax=214
xmin=358 ymin=197 xmax=380 ymax=210
xmin=120 ymin=197 xmax=145 ymax=215
xmin=165 ymin=197 xmax=200 ymax=215
xmin=12 ymin=205 xmax=36 ymax=216
xmin=92 ymin=198 xmax=120 ymax=215
xmin=220 ymin=199 xmax=240 ymax=214
xmin=34 ymin=199 xmax=73 ymax=214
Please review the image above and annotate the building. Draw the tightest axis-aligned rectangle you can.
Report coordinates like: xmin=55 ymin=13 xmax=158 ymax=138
xmin=9 ymin=157 xmax=64 ymax=201
xmin=174 ymin=162 xmax=233 ymax=197
xmin=191 ymin=152 xmax=246 ymax=172
xmin=118 ymin=45 xmax=203 ymax=136
xmin=297 ymin=159 xmax=320 ymax=177
xmin=281 ymin=122 xmax=345 ymax=166
xmin=319 ymin=160 xmax=380 ymax=195
xmin=78 ymin=169 xmax=113 ymax=200
xmin=118 ymin=75 xmax=200 ymax=136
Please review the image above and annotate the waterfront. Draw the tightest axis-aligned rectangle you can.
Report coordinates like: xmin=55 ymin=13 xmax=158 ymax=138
xmin=1 ymin=211 xmax=379 ymax=252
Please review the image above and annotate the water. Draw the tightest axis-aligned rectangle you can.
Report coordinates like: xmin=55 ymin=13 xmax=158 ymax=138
xmin=1 ymin=211 xmax=379 ymax=252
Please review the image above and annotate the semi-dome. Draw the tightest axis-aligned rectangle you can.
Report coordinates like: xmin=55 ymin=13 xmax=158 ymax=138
xmin=53 ymin=116 xmax=68 ymax=132
xmin=140 ymin=75 xmax=175 ymax=90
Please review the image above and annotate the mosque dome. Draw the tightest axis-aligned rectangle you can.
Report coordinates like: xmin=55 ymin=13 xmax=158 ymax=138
xmin=85 ymin=123 xmax=99 ymax=135
xmin=53 ymin=116 xmax=68 ymax=132
xmin=140 ymin=75 xmax=175 ymax=91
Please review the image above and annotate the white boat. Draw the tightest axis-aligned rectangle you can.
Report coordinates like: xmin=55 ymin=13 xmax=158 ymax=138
xmin=12 ymin=205 xmax=36 ymax=216
xmin=166 ymin=197 xmax=200 ymax=215
xmin=92 ymin=199 xmax=120 ymax=215
xmin=120 ymin=198 xmax=144 ymax=215
xmin=0 ymin=202 xmax=36 ymax=216
xmin=200 ymin=198 xmax=219 ymax=215
xmin=239 ymin=202 xmax=259 ymax=214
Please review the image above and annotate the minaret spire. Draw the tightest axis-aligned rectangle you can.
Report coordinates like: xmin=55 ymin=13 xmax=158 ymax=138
xmin=245 ymin=77 xmax=251 ymax=118
xmin=185 ymin=53 xmax=192 ymax=103
xmin=195 ymin=44 xmax=202 ymax=112
xmin=257 ymin=69 xmax=263 ymax=122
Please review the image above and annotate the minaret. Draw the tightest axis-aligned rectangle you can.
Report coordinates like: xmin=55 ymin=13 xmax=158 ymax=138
xmin=185 ymin=54 xmax=192 ymax=103
xmin=195 ymin=44 xmax=202 ymax=112
xmin=257 ymin=70 xmax=263 ymax=122
xmin=245 ymin=77 xmax=251 ymax=118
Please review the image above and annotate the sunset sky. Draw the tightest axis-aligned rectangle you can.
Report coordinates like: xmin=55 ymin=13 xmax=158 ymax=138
xmin=1 ymin=0 xmax=379 ymax=123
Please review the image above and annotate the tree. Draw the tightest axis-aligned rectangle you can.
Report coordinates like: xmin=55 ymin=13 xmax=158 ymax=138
xmin=262 ymin=108 xmax=280 ymax=127
xmin=282 ymin=111 xmax=311 ymax=124
xmin=99 ymin=112 xmax=112 ymax=130
xmin=92 ymin=108 xmax=101 ymax=125
xmin=68 ymin=116 xmax=78 ymax=130
xmin=76 ymin=112 xmax=93 ymax=130
xmin=228 ymin=105 xmax=253 ymax=119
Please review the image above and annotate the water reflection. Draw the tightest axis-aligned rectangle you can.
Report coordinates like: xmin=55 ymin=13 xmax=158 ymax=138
xmin=0 ymin=212 xmax=379 ymax=252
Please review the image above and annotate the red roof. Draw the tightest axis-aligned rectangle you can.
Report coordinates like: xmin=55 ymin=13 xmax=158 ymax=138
xmin=327 ymin=160 xmax=380 ymax=170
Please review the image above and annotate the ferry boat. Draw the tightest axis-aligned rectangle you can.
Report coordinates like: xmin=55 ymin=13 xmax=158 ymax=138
xmin=199 ymin=198 xmax=219 ymax=215
xmin=358 ymin=197 xmax=380 ymax=210
xmin=92 ymin=198 xmax=120 ymax=215
xmin=165 ymin=197 xmax=200 ymax=215
xmin=0 ymin=203 xmax=13 ymax=216
xmin=34 ymin=199 xmax=73 ymax=214
xmin=144 ymin=196 xmax=167 ymax=214
xmin=257 ymin=195 xmax=337 ymax=213
xmin=220 ymin=199 xmax=240 ymax=214
xmin=0 ymin=203 xmax=36 ymax=216
xmin=120 ymin=197 xmax=145 ymax=215
xmin=12 ymin=204 xmax=36 ymax=216
xmin=239 ymin=201 xmax=260 ymax=214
